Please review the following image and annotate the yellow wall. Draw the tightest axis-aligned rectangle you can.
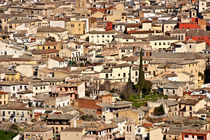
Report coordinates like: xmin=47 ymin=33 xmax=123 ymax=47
xmin=36 ymin=44 xmax=62 ymax=50
xmin=118 ymin=109 xmax=139 ymax=124
xmin=66 ymin=21 xmax=86 ymax=35
xmin=5 ymin=73 xmax=21 ymax=81
xmin=0 ymin=94 xmax=8 ymax=105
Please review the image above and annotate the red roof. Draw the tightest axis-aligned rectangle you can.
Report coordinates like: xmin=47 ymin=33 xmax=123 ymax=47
xmin=32 ymin=49 xmax=59 ymax=55
xmin=43 ymin=41 xmax=62 ymax=46
xmin=0 ymin=91 xmax=8 ymax=95
xmin=143 ymin=123 xmax=153 ymax=128
xmin=50 ymin=57 xmax=66 ymax=62
xmin=77 ymin=98 xmax=102 ymax=114
xmin=182 ymin=129 xmax=210 ymax=135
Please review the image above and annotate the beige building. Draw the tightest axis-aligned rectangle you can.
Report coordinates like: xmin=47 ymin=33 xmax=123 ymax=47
xmin=46 ymin=114 xmax=76 ymax=137
xmin=60 ymin=127 xmax=85 ymax=140
xmin=147 ymin=35 xmax=178 ymax=50
xmin=163 ymin=20 xmax=177 ymax=33
xmin=24 ymin=125 xmax=53 ymax=140
xmin=36 ymin=26 xmax=67 ymax=41
xmin=149 ymin=128 xmax=163 ymax=140
xmin=117 ymin=108 xmax=144 ymax=125
xmin=66 ymin=20 xmax=86 ymax=35
xmin=174 ymin=39 xmax=206 ymax=53
xmin=178 ymin=98 xmax=206 ymax=117
xmin=0 ymin=105 xmax=33 ymax=123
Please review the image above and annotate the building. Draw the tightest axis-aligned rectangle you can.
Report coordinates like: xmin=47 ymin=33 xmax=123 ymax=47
xmin=66 ymin=20 xmax=86 ymax=35
xmin=47 ymin=57 xmax=68 ymax=69
xmin=182 ymin=129 xmax=210 ymax=140
xmin=0 ymin=91 xmax=8 ymax=105
xmin=178 ymin=98 xmax=206 ymax=117
xmin=60 ymin=127 xmax=85 ymax=140
xmin=0 ymin=104 xmax=33 ymax=123
xmin=88 ymin=30 xmax=116 ymax=45
xmin=117 ymin=108 xmax=144 ymax=125
xmin=57 ymin=81 xmax=85 ymax=100
xmin=46 ymin=114 xmax=76 ymax=138
xmin=74 ymin=98 xmax=102 ymax=116
xmin=147 ymin=35 xmax=178 ymax=50
xmin=24 ymin=125 xmax=53 ymax=140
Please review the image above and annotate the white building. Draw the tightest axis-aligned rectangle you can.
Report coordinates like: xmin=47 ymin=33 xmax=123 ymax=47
xmin=88 ymin=30 xmax=116 ymax=45
xmin=47 ymin=57 xmax=68 ymax=69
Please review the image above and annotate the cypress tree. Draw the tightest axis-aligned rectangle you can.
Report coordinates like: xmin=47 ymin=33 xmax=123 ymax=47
xmin=138 ymin=49 xmax=145 ymax=92
xmin=121 ymin=66 xmax=133 ymax=100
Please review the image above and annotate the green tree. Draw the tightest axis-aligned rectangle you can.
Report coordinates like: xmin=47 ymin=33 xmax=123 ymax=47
xmin=120 ymin=67 xmax=134 ymax=100
xmin=142 ymin=80 xmax=152 ymax=95
xmin=154 ymin=104 xmax=165 ymax=116
xmin=137 ymin=49 xmax=145 ymax=92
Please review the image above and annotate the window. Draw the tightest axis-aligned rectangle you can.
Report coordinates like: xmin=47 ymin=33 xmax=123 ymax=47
xmin=71 ymin=24 xmax=74 ymax=27
xmin=189 ymin=106 xmax=192 ymax=110
xmin=159 ymin=42 xmax=161 ymax=45
xmin=155 ymin=42 xmax=157 ymax=45
xmin=197 ymin=136 xmax=204 ymax=139
xmin=13 ymin=87 xmax=15 ymax=91
xmin=144 ymin=67 xmax=147 ymax=71
xmin=106 ymin=74 xmax=109 ymax=78
xmin=123 ymin=73 xmax=126 ymax=77
xmin=184 ymin=135 xmax=188 ymax=138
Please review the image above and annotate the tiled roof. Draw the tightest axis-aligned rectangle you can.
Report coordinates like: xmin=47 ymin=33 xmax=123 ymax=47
xmin=0 ymin=91 xmax=8 ymax=95
xmin=179 ymin=99 xmax=199 ymax=105
xmin=61 ymin=127 xmax=84 ymax=132
xmin=25 ymin=125 xmax=52 ymax=132
xmin=37 ymin=27 xmax=66 ymax=32
xmin=32 ymin=49 xmax=59 ymax=55
xmin=47 ymin=114 xmax=75 ymax=120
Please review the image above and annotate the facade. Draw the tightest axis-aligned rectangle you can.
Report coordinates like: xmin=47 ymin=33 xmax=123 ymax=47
xmin=47 ymin=57 xmax=68 ymax=69
xmin=182 ymin=129 xmax=210 ymax=140
xmin=178 ymin=99 xmax=206 ymax=117
xmin=0 ymin=106 xmax=33 ymax=123
xmin=46 ymin=114 xmax=76 ymax=137
xmin=148 ymin=36 xmax=178 ymax=50
xmin=88 ymin=30 xmax=116 ymax=45
xmin=66 ymin=20 xmax=86 ymax=35
xmin=60 ymin=127 xmax=85 ymax=140
xmin=0 ymin=91 xmax=9 ymax=105
xmin=24 ymin=126 xmax=53 ymax=140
